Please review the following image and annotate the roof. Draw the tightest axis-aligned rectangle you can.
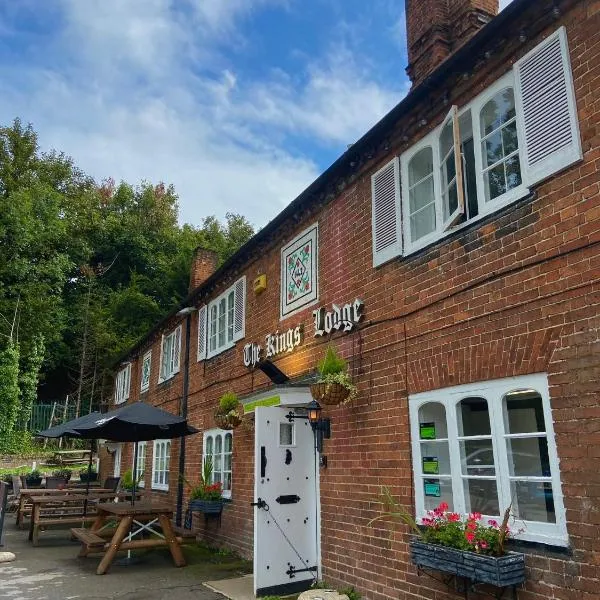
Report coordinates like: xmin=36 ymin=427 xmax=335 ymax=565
xmin=118 ymin=0 xmax=536 ymax=365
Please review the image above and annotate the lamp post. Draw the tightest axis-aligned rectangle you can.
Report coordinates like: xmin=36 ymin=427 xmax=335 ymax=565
xmin=175 ymin=306 xmax=195 ymax=527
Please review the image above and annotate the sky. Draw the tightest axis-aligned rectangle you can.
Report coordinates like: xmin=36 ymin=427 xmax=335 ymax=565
xmin=0 ymin=0 xmax=514 ymax=228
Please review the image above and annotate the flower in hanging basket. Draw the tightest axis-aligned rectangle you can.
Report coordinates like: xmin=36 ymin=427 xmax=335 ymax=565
xmin=310 ymin=345 xmax=357 ymax=406
xmin=214 ymin=391 xmax=243 ymax=429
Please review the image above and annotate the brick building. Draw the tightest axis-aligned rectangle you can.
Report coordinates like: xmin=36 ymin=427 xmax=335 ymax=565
xmin=102 ymin=0 xmax=600 ymax=598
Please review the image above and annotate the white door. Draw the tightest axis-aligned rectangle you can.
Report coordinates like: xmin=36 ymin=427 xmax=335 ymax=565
xmin=113 ymin=444 xmax=122 ymax=477
xmin=253 ymin=406 xmax=319 ymax=596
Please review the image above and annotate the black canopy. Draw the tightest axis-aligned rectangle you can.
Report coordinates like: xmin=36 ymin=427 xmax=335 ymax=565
xmin=38 ymin=412 xmax=103 ymax=439
xmin=70 ymin=401 xmax=199 ymax=442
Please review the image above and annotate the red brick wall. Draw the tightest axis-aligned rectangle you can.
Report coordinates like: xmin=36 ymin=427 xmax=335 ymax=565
xmin=106 ymin=2 xmax=600 ymax=599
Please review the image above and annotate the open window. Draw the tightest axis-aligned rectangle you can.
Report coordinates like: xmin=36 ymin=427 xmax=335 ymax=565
xmin=439 ymin=105 xmax=465 ymax=230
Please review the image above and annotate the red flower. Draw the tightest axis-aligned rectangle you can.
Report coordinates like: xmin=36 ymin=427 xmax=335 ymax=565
xmin=438 ymin=502 xmax=449 ymax=512
xmin=466 ymin=532 xmax=475 ymax=543
xmin=448 ymin=512 xmax=461 ymax=522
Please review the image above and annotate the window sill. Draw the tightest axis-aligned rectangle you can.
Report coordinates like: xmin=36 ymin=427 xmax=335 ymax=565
xmin=206 ymin=341 xmax=235 ymax=361
xmin=157 ymin=373 xmax=178 ymax=387
xmin=150 ymin=486 xmax=169 ymax=492
xmin=140 ymin=386 xmax=149 ymax=394
xmin=402 ymin=188 xmax=535 ymax=259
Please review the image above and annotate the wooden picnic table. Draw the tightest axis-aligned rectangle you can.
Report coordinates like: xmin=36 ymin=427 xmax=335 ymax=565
xmin=16 ymin=488 xmax=115 ymax=528
xmin=72 ymin=501 xmax=186 ymax=575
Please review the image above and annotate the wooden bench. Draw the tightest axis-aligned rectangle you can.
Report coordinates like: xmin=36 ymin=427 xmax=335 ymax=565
xmin=71 ymin=527 xmax=107 ymax=557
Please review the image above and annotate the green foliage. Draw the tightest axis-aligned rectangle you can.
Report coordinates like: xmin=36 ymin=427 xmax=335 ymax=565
xmin=25 ymin=469 xmax=42 ymax=483
xmin=218 ymin=392 xmax=240 ymax=414
xmin=369 ymin=487 xmax=514 ymax=556
xmin=52 ymin=468 xmax=72 ymax=480
xmin=318 ymin=345 xmax=347 ymax=376
xmin=0 ymin=119 xmax=255 ymax=409
xmin=0 ymin=339 xmax=20 ymax=437
xmin=120 ymin=468 xmax=142 ymax=491
xmin=311 ymin=581 xmax=361 ymax=600
xmin=183 ymin=457 xmax=223 ymax=501
xmin=79 ymin=464 xmax=97 ymax=476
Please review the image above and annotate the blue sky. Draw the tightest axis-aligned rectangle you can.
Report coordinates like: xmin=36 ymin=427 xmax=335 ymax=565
xmin=0 ymin=0 xmax=514 ymax=228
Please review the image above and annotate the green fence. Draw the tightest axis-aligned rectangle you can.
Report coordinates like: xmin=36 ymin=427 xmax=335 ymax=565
xmin=27 ymin=402 xmax=93 ymax=433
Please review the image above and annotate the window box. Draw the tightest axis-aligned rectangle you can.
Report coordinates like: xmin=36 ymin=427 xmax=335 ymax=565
xmin=189 ymin=499 xmax=224 ymax=514
xmin=410 ymin=539 xmax=525 ymax=587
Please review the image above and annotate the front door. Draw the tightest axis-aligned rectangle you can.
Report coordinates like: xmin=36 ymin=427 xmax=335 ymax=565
xmin=113 ymin=443 xmax=122 ymax=477
xmin=253 ymin=406 xmax=319 ymax=596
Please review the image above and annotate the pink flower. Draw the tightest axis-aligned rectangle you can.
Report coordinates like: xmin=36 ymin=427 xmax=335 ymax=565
xmin=487 ymin=519 xmax=498 ymax=528
xmin=480 ymin=541 xmax=488 ymax=549
xmin=448 ymin=513 xmax=461 ymax=522
xmin=466 ymin=532 xmax=475 ymax=543
xmin=438 ymin=502 xmax=449 ymax=512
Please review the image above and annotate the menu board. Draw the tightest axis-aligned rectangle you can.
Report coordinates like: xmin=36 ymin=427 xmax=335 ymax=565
xmin=419 ymin=422 xmax=436 ymax=440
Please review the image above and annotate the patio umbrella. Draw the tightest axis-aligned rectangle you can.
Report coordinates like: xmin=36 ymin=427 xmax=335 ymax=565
xmin=70 ymin=401 xmax=199 ymax=505
xmin=38 ymin=411 xmax=103 ymax=499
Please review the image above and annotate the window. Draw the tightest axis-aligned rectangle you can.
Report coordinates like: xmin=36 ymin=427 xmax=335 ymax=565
xmin=281 ymin=223 xmax=319 ymax=318
xmin=409 ymin=374 xmax=567 ymax=546
xmin=114 ymin=364 xmax=131 ymax=404
xmin=203 ymin=430 xmax=232 ymax=499
xmin=140 ymin=351 xmax=151 ymax=392
xmin=133 ymin=441 xmax=146 ymax=487
xmin=152 ymin=439 xmax=171 ymax=491
xmin=373 ymin=27 xmax=581 ymax=263
xmin=159 ymin=326 xmax=181 ymax=382
xmin=198 ymin=277 xmax=246 ymax=360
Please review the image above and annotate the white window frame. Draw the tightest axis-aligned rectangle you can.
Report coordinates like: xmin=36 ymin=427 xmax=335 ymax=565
xmin=133 ymin=441 xmax=147 ymax=488
xmin=401 ymin=73 xmax=529 ymax=255
xmin=203 ymin=429 xmax=233 ymax=499
xmin=207 ymin=287 xmax=235 ymax=359
xmin=140 ymin=351 xmax=151 ymax=393
xmin=151 ymin=439 xmax=171 ymax=491
xmin=280 ymin=223 xmax=319 ymax=320
xmin=114 ymin=363 xmax=131 ymax=405
xmin=158 ymin=326 xmax=181 ymax=383
xmin=409 ymin=373 xmax=567 ymax=547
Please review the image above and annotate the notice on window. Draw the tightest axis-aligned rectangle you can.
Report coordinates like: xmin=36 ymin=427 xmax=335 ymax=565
xmin=422 ymin=457 xmax=439 ymax=475
xmin=419 ymin=422 xmax=436 ymax=440
xmin=424 ymin=480 xmax=441 ymax=497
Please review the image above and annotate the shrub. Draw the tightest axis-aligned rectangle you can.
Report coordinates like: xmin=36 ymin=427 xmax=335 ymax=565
xmin=218 ymin=392 xmax=240 ymax=414
xmin=318 ymin=346 xmax=347 ymax=376
xmin=52 ymin=468 xmax=72 ymax=481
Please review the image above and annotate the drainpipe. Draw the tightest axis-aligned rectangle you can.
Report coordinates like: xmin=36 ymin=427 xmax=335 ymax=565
xmin=176 ymin=307 xmax=194 ymax=527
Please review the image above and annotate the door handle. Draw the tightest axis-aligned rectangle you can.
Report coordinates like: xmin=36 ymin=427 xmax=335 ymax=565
xmin=260 ymin=446 xmax=267 ymax=478
xmin=251 ymin=498 xmax=267 ymax=509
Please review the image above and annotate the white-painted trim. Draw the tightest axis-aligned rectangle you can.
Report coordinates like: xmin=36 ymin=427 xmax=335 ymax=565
xmin=409 ymin=373 xmax=568 ymax=547
xmin=206 ymin=283 xmax=238 ymax=359
xmin=203 ymin=429 xmax=233 ymax=499
xmin=158 ymin=326 xmax=181 ymax=383
xmin=133 ymin=441 xmax=146 ymax=488
xmin=114 ymin=363 xmax=131 ymax=405
xmin=151 ymin=439 xmax=171 ymax=491
xmin=140 ymin=351 xmax=151 ymax=393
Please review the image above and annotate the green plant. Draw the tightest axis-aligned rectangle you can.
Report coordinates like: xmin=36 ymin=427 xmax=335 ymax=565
xmin=311 ymin=581 xmax=361 ymax=600
xmin=52 ymin=468 xmax=72 ymax=480
xmin=369 ymin=486 xmax=515 ymax=557
xmin=121 ymin=468 xmax=142 ymax=491
xmin=183 ymin=457 xmax=223 ymax=501
xmin=318 ymin=345 xmax=347 ymax=376
xmin=218 ymin=392 xmax=240 ymax=415
xmin=25 ymin=469 xmax=42 ymax=483
xmin=79 ymin=464 xmax=97 ymax=476
xmin=315 ymin=346 xmax=358 ymax=403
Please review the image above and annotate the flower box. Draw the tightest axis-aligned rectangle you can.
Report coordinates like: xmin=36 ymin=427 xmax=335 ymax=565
xmin=189 ymin=499 xmax=224 ymax=514
xmin=410 ymin=539 xmax=525 ymax=587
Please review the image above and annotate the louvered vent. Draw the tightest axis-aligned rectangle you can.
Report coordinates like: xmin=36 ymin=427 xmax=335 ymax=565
xmin=197 ymin=305 xmax=207 ymax=360
xmin=233 ymin=277 xmax=246 ymax=340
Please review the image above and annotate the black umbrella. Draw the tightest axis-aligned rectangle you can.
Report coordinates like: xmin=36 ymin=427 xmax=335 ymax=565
xmin=70 ymin=401 xmax=199 ymax=506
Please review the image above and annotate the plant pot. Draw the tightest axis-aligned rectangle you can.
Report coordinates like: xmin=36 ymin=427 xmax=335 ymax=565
xmin=189 ymin=499 xmax=224 ymax=514
xmin=410 ymin=539 xmax=526 ymax=587
xmin=214 ymin=411 xmax=242 ymax=430
xmin=310 ymin=382 xmax=350 ymax=406
xmin=79 ymin=472 xmax=99 ymax=483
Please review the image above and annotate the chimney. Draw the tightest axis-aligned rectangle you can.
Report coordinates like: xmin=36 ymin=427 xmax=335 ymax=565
xmin=406 ymin=0 xmax=499 ymax=87
xmin=189 ymin=247 xmax=219 ymax=293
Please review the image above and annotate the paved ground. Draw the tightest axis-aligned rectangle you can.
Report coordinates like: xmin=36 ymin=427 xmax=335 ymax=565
xmin=0 ymin=521 xmax=253 ymax=600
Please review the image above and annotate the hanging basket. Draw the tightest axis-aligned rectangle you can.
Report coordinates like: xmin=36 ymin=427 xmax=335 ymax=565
xmin=310 ymin=382 xmax=350 ymax=406
xmin=214 ymin=411 xmax=243 ymax=430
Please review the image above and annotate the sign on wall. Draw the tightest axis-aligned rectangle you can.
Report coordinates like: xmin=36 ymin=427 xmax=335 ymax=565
xmin=313 ymin=299 xmax=364 ymax=337
xmin=243 ymin=325 xmax=303 ymax=368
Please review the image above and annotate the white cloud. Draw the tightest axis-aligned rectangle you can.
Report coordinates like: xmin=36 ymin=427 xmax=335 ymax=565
xmin=0 ymin=0 xmax=407 ymax=227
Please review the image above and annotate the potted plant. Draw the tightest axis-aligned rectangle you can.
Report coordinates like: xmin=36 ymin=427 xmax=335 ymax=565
xmin=185 ymin=457 xmax=224 ymax=515
xmin=25 ymin=469 xmax=43 ymax=487
xmin=120 ymin=468 xmax=142 ymax=491
xmin=214 ymin=391 xmax=243 ymax=430
xmin=79 ymin=465 xmax=98 ymax=483
xmin=370 ymin=488 xmax=525 ymax=588
xmin=310 ymin=345 xmax=358 ymax=406
xmin=52 ymin=468 xmax=72 ymax=482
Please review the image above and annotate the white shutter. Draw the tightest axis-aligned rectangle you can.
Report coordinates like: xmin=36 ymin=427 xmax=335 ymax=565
xmin=173 ymin=326 xmax=181 ymax=374
xmin=233 ymin=277 xmax=246 ymax=342
xmin=197 ymin=305 xmax=207 ymax=361
xmin=514 ymin=26 xmax=582 ymax=187
xmin=158 ymin=335 xmax=166 ymax=382
xmin=371 ymin=157 xmax=402 ymax=267
xmin=124 ymin=364 xmax=131 ymax=400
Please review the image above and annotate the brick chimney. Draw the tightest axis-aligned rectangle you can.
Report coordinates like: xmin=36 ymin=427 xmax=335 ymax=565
xmin=406 ymin=0 xmax=498 ymax=87
xmin=189 ymin=247 xmax=219 ymax=293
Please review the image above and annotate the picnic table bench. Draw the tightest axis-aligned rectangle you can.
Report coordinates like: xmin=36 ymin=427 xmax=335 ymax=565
xmin=26 ymin=491 xmax=143 ymax=545
xmin=72 ymin=501 xmax=186 ymax=575
xmin=47 ymin=449 xmax=93 ymax=466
